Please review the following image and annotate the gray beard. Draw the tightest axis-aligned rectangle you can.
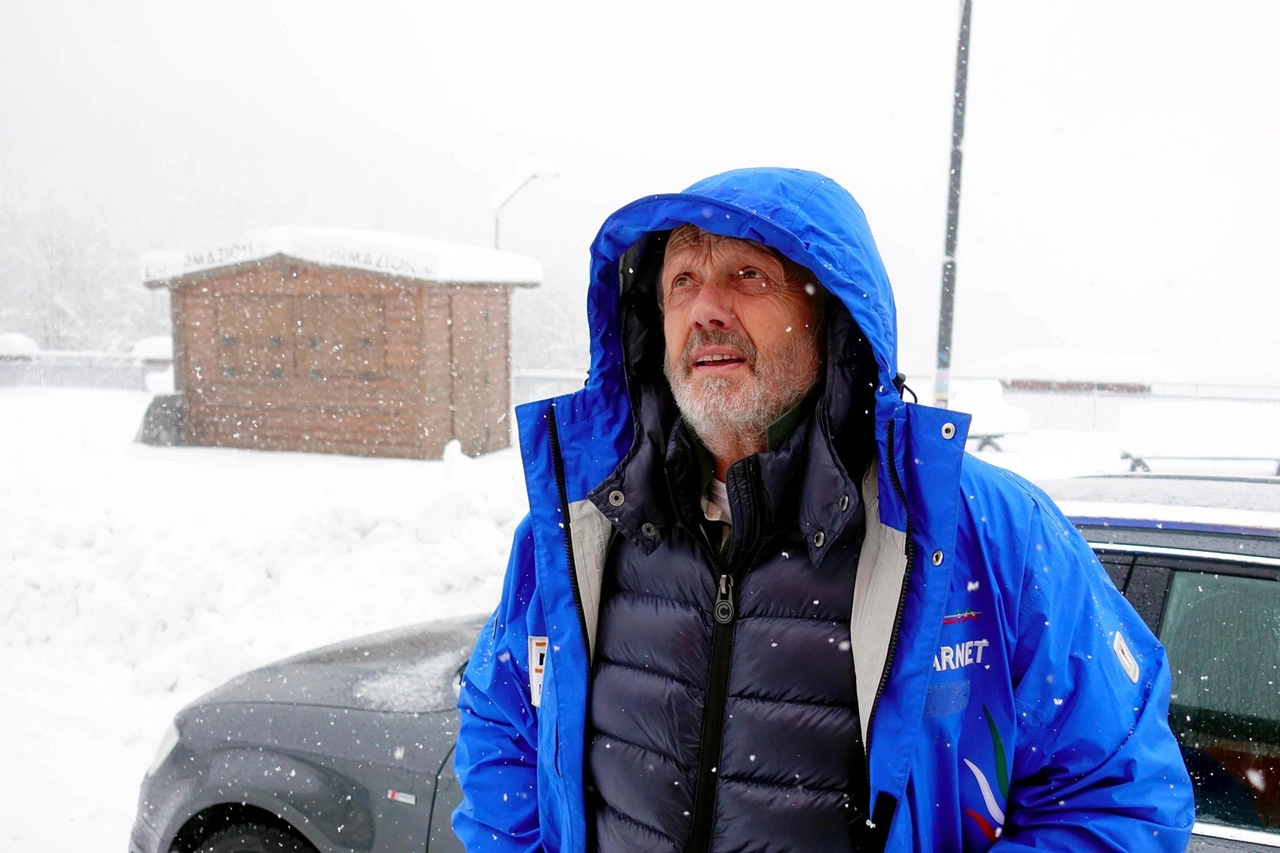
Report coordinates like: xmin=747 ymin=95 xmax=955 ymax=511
xmin=665 ymin=327 xmax=822 ymax=462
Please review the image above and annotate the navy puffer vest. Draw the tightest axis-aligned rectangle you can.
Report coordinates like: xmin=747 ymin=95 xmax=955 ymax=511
xmin=587 ymin=414 xmax=868 ymax=852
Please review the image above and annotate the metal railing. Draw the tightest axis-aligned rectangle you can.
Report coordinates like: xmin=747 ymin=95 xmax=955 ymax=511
xmin=1002 ymin=382 xmax=1280 ymax=432
xmin=0 ymin=351 xmax=166 ymax=391
xmin=8 ymin=356 xmax=1278 ymax=439
xmin=1 ymin=356 xmax=581 ymax=399
xmin=513 ymin=370 xmax=1280 ymax=434
xmin=512 ymin=368 xmax=586 ymax=406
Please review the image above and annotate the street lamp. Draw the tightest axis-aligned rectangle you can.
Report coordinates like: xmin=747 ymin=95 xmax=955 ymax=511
xmin=494 ymin=171 xmax=559 ymax=249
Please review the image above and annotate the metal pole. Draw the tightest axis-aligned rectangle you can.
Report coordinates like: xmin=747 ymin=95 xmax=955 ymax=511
xmin=935 ymin=0 xmax=973 ymax=409
xmin=494 ymin=174 xmax=540 ymax=249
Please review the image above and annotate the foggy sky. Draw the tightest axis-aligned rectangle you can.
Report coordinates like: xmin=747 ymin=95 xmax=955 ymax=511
xmin=3 ymin=0 xmax=1277 ymax=383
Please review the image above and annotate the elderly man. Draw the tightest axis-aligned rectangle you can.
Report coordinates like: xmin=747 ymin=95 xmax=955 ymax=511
xmin=453 ymin=168 xmax=1193 ymax=852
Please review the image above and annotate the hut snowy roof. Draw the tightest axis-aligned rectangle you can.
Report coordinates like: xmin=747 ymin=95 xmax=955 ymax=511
xmin=140 ymin=227 xmax=542 ymax=288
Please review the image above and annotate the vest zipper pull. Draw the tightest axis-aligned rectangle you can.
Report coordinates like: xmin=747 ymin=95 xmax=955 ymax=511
xmin=714 ymin=574 xmax=735 ymax=624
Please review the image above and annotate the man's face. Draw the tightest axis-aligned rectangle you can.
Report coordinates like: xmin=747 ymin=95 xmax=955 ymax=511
xmin=661 ymin=225 xmax=823 ymax=441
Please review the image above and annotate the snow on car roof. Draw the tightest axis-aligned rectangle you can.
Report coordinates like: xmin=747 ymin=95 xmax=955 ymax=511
xmin=1053 ymin=500 xmax=1280 ymax=537
xmin=140 ymin=226 xmax=542 ymax=287
xmin=1041 ymin=475 xmax=1280 ymax=534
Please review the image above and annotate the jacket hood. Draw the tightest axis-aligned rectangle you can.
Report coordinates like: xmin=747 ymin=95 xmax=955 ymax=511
xmin=586 ymin=168 xmax=899 ymax=412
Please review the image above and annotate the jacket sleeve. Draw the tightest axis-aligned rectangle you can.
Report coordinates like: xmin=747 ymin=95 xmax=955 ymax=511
xmin=452 ymin=516 xmax=545 ymax=852
xmin=992 ymin=496 xmax=1195 ymax=852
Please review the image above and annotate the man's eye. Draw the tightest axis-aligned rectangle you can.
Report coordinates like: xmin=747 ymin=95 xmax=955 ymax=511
xmin=738 ymin=268 xmax=765 ymax=280
xmin=671 ymin=275 xmax=692 ymax=288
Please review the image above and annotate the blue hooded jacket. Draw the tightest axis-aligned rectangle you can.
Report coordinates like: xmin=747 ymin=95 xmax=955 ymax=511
xmin=453 ymin=168 xmax=1194 ymax=852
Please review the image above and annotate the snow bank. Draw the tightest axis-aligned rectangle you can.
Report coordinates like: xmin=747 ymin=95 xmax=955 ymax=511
xmin=140 ymin=226 xmax=542 ymax=286
xmin=131 ymin=335 xmax=173 ymax=361
xmin=0 ymin=387 xmax=527 ymax=850
xmin=946 ymin=379 xmax=1032 ymax=440
xmin=0 ymin=332 xmax=39 ymax=357
xmin=901 ymin=377 xmax=1032 ymax=442
xmin=145 ymin=365 xmax=175 ymax=394
xmin=0 ymin=388 xmax=525 ymax=692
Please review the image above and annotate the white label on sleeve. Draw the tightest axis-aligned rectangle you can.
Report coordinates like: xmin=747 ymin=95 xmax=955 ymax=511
xmin=1113 ymin=631 xmax=1140 ymax=684
xmin=529 ymin=636 xmax=548 ymax=707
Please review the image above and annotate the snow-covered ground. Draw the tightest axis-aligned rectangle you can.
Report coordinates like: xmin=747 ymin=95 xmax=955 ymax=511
xmin=0 ymin=388 xmax=526 ymax=850
xmin=0 ymin=387 xmax=1146 ymax=850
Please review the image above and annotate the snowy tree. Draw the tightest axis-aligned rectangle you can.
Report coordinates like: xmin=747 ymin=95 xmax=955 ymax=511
xmin=0 ymin=188 xmax=166 ymax=351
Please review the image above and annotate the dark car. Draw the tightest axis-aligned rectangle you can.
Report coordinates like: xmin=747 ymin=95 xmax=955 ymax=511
xmin=133 ymin=475 xmax=1280 ymax=853
xmin=1040 ymin=474 xmax=1280 ymax=853
xmin=130 ymin=615 xmax=483 ymax=853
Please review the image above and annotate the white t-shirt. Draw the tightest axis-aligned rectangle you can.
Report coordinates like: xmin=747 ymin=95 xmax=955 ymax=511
xmin=704 ymin=478 xmax=732 ymax=524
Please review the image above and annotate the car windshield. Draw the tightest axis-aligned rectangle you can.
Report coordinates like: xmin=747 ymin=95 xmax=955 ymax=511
xmin=2 ymin=4 xmax=1279 ymax=851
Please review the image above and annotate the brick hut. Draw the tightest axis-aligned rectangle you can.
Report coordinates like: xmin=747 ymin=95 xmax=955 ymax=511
xmin=140 ymin=227 xmax=539 ymax=459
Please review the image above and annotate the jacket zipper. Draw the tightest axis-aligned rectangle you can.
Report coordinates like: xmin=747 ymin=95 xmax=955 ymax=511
xmin=686 ymin=569 xmax=737 ymax=853
xmin=546 ymin=408 xmax=592 ymax=673
xmin=862 ymin=417 xmax=915 ymax=833
xmin=685 ymin=460 xmax=762 ymax=853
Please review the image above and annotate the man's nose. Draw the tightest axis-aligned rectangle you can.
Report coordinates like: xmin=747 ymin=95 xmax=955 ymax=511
xmin=687 ymin=281 xmax=737 ymax=330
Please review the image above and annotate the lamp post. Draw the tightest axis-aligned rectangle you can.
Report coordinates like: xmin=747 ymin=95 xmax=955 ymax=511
xmin=934 ymin=0 xmax=973 ymax=409
xmin=494 ymin=171 xmax=559 ymax=249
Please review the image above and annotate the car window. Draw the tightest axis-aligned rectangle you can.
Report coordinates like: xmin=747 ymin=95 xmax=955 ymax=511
xmin=1123 ymin=557 xmax=1175 ymax=633
xmin=1096 ymin=551 xmax=1135 ymax=593
xmin=1160 ymin=570 xmax=1280 ymax=836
